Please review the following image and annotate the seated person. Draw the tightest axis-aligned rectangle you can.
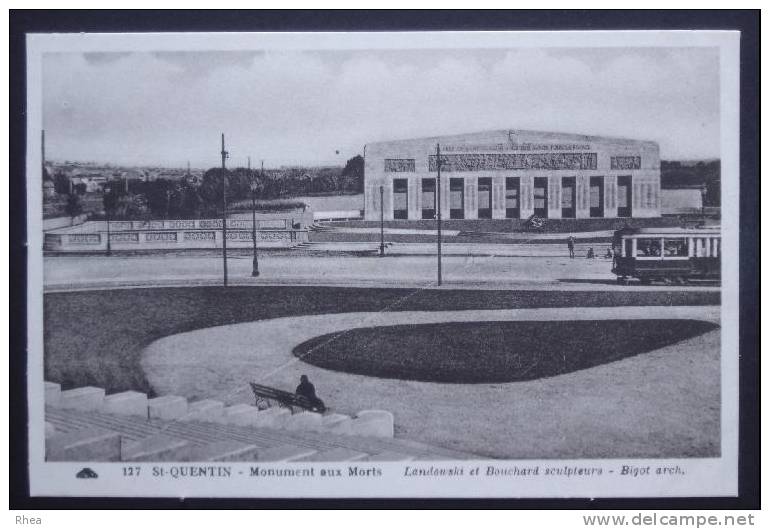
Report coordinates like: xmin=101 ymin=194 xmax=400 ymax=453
xmin=296 ymin=375 xmax=325 ymax=411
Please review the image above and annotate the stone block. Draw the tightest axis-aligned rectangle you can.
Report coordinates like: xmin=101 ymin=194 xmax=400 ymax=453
xmin=223 ymin=404 xmax=261 ymax=427
xmin=181 ymin=441 xmax=260 ymax=462
xmin=283 ymin=411 xmax=323 ymax=431
xmin=257 ymin=445 xmax=317 ymax=462
xmin=46 ymin=427 xmax=121 ymax=461
xmin=181 ymin=399 xmax=225 ymax=422
xmin=295 ymin=447 xmax=369 ymax=462
xmin=322 ymin=413 xmax=351 ymax=434
xmin=45 ymin=381 xmax=61 ymax=406
xmin=252 ymin=407 xmax=291 ymax=428
xmin=45 ymin=422 xmax=57 ymax=438
xmin=148 ymin=395 xmax=188 ymax=420
xmin=104 ymin=391 xmax=148 ymax=417
xmin=365 ymin=451 xmax=415 ymax=462
xmin=350 ymin=410 xmax=394 ymax=438
xmin=122 ymin=434 xmax=192 ymax=461
xmin=59 ymin=387 xmax=105 ymax=412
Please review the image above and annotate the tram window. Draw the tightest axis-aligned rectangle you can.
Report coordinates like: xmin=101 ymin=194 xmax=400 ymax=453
xmin=636 ymin=238 xmax=661 ymax=257
xmin=664 ymin=238 xmax=687 ymax=257
xmin=695 ymin=238 xmax=709 ymax=257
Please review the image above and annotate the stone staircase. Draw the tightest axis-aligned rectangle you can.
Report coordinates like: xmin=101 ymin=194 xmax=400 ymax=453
xmin=44 ymin=382 xmax=475 ymax=463
xmin=308 ymin=223 xmax=337 ymax=232
xmin=291 ymin=241 xmax=393 ymax=255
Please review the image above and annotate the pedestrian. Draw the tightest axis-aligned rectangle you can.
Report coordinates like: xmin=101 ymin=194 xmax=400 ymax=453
xmin=586 ymin=247 xmax=595 ymax=259
xmin=567 ymin=236 xmax=575 ymax=258
xmin=295 ymin=374 xmax=326 ymax=412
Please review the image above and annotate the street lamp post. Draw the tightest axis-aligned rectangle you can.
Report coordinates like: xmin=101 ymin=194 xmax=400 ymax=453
xmin=221 ymin=133 xmax=229 ymax=287
xmin=436 ymin=143 xmax=442 ymax=286
xmin=104 ymin=185 xmax=112 ymax=256
xmin=700 ymin=183 xmax=708 ymax=217
xmin=379 ymin=185 xmax=385 ymax=257
xmin=250 ymin=166 xmax=261 ymax=277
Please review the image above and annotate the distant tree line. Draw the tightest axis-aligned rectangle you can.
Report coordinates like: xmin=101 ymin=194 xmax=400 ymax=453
xmin=96 ymin=155 xmax=365 ymax=220
xmin=660 ymin=160 xmax=720 ymax=207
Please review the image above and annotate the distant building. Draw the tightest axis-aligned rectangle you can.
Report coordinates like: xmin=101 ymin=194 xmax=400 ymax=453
xmin=661 ymin=185 xmax=704 ymax=215
xmin=42 ymin=180 xmax=56 ymax=199
xmin=72 ymin=175 xmax=108 ymax=193
xmin=364 ymin=129 xmax=661 ymax=221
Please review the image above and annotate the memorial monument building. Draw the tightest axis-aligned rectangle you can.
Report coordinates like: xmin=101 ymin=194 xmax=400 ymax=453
xmin=363 ymin=129 xmax=661 ymax=221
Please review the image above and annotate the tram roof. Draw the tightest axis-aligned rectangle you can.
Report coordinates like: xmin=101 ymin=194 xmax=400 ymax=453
xmin=615 ymin=226 xmax=721 ymax=237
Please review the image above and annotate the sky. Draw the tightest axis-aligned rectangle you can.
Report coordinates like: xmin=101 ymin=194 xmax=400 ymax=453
xmin=42 ymin=47 xmax=720 ymax=168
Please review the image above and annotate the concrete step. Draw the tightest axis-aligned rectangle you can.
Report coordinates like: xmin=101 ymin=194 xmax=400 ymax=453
xmin=104 ymin=391 xmax=148 ymax=417
xmin=182 ymin=399 xmax=225 ymax=422
xmin=123 ymin=434 xmax=192 ymax=461
xmin=148 ymin=395 xmax=188 ymax=420
xmin=295 ymin=447 xmax=369 ymax=462
xmin=45 ymin=382 xmax=61 ymax=406
xmin=46 ymin=405 xmax=477 ymax=462
xmin=46 ymin=427 xmax=122 ymax=462
xmin=257 ymin=445 xmax=317 ymax=462
xmin=58 ymin=387 xmax=105 ymax=411
xmin=181 ymin=440 xmax=261 ymax=462
xmin=363 ymin=451 xmax=415 ymax=462
xmin=47 ymin=408 xmax=159 ymax=441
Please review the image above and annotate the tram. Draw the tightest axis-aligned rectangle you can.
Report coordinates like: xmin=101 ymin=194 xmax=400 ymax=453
xmin=611 ymin=226 xmax=721 ymax=284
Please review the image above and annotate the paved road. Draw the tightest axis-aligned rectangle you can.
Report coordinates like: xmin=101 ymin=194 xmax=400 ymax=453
xmin=43 ymin=253 xmax=719 ymax=292
xmin=142 ymin=306 xmax=720 ymax=459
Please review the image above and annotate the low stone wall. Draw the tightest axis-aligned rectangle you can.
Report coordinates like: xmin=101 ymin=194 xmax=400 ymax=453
xmin=90 ymin=217 xmax=304 ymax=232
xmin=44 ymin=226 xmax=309 ymax=252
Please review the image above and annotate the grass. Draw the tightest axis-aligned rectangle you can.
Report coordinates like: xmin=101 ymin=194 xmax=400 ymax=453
xmin=293 ymin=319 xmax=718 ymax=383
xmin=44 ymin=286 xmax=720 ymax=396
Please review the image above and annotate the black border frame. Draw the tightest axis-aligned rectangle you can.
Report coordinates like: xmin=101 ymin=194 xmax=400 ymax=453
xmin=9 ymin=9 xmax=759 ymax=510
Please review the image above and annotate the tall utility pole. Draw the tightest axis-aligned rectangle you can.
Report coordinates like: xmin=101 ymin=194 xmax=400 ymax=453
xmin=104 ymin=184 xmax=112 ymax=256
xmin=379 ymin=185 xmax=385 ymax=257
xmin=250 ymin=157 xmax=260 ymax=277
xmin=221 ymin=133 xmax=229 ymax=287
xmin=436 ymin=143 xmax=443 ymax=286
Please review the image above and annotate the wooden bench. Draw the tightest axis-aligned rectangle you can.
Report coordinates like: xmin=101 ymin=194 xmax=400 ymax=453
xmin=249 ymin=382 xmax=326 ymax=414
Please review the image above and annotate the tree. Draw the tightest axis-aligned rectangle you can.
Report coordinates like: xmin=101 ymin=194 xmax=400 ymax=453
xmin=136 ymin=179 xmax=178 ymax=219
xmin=199 ymin=168 xmax=240 ymax=216
xmin=102 ymin=185 xmax=122 ymax=217
xmin=53 ymin=171 xmax=70 ymax=195
xmin=177 ymin=179 xmax=202 ymax=218
xmin=341 ymin=155 xmax=364 ymax=193
xmin=64 ymin=194 xmax=83 ymax=217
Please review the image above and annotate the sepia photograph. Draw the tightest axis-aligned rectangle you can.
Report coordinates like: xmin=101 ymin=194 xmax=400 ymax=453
xmin=21 ymin=27 xmax=744 ymax=499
